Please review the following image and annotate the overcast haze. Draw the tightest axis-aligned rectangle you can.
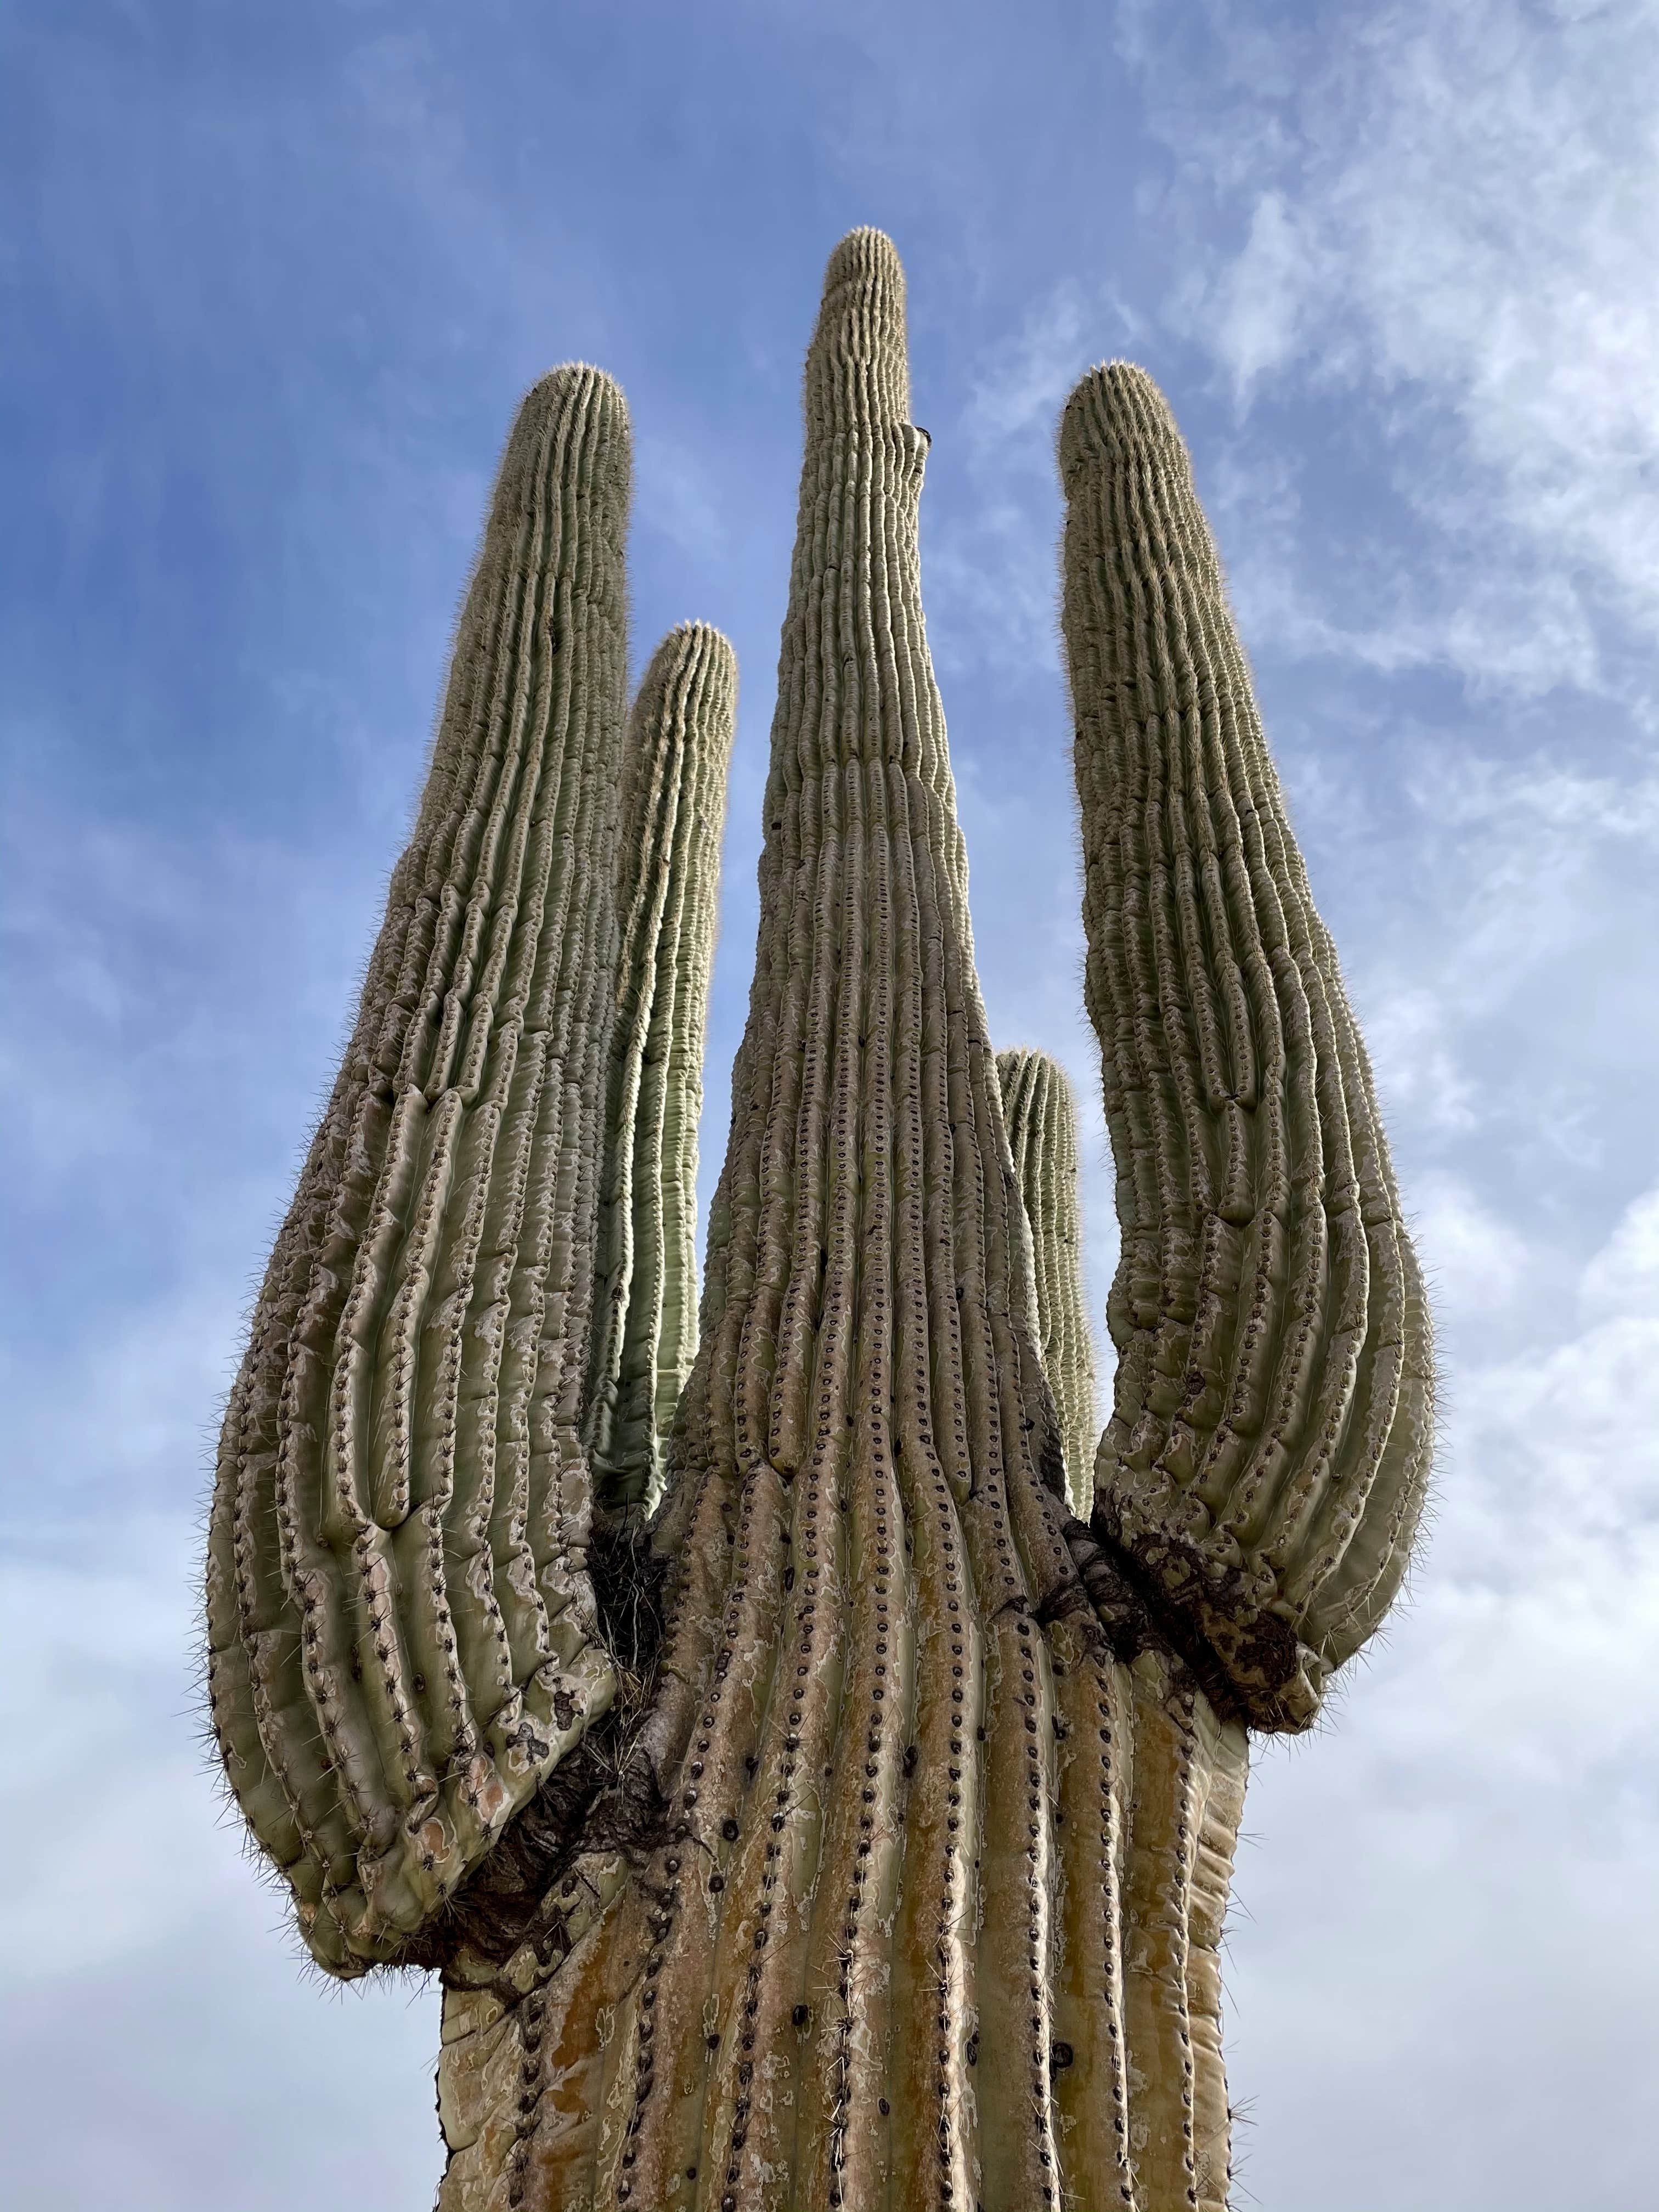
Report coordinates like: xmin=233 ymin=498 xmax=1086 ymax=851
xmin=3 ymin=3 xmax=1656 ymax=2207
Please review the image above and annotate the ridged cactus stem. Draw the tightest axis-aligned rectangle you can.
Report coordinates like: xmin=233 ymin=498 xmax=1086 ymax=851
xmin=588 ymin=622 xmax=738 ymax=1515
xmin=1059 ymin=362 xmax=1433 ymax=1734
xmin=204 ymin=365 xmax=633 ymax=1973
xmin=997 ymin=1047 xmax=1098 ymax=1517
xmin=435 ymin=230 xmax=1253 ymax=2212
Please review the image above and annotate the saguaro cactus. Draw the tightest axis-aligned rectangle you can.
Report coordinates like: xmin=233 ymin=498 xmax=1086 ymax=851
xmin=588 ymin=622 xmax=738 ymax=1516
xmin=206 ymin=234 xmax=1432 ymax=2212
xmin=997 ymin=1046 xmax=1097 ymax=1516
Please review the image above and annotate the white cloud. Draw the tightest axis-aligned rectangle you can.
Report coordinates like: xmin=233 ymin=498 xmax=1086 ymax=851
xmin=1408 ymin=1170 xmax=1531 ymax=1318
xmin=0 ymin=1517 xmax=443 ymax=2205
xmin=1128 ymin=0 xmax=1659 ymax=696
xmin=1232 ymin=1177 xmax=1659 ymax=2210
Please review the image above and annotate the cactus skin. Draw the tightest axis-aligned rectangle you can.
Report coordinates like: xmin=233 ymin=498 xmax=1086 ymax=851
xmin=997 ymin=1046 xmax=1098 ymax=1517
xmin=204 ymin=365 xmax=634 ymax=1974
xmin=433 ymin=228 xmax=1257 ymax=2212
xmin=1059 ymin=362 xmax=1435 ymax=1734
xmin=588 ymin=622 xmax=738 ymax=1515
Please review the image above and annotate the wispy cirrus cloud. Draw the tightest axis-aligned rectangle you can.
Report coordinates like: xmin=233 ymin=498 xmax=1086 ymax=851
xmin=1123 ymin=0 xmax=1659 ymax=699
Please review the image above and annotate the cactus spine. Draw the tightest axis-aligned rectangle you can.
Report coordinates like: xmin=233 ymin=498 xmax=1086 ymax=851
xmin=1059 ymin=363 xmax=1434 ymax=1734
xmin=589 ymin=622 xmax=738 ymax=1514
xmin=206 ymin=237 xmax=1432 ymax=2210
xmin=997 ymin=1047 xmax=1098 ymax=1517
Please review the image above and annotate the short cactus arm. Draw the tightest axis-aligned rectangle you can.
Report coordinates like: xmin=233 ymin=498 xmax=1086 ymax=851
xmin=586 ymin=621 xmax=738 ymax=1515
xmin=205 ymin=365 xmax=633 ymax=1973
xmin=1059 ymin=363 xmax=1435 ymax=1731
xmin=997 ymin=1046 xmax=1099 ymax=1516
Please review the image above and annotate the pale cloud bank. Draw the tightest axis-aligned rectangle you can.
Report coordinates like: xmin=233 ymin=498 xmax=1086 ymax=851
xmin=1125 ymin=0 xmax=1659 ymax=699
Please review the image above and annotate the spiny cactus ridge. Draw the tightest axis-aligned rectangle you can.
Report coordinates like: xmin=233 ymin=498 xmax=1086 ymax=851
xmin=206 ymin=230 xmax=1431 ymax=2211
xmin=588 ymin=621 xmax=738 ymax=1515
xmin=1059 ymin=362 xmax=1434 ymax=1731
xmin=997 ymin=1046 xmax=1098 ymax=1517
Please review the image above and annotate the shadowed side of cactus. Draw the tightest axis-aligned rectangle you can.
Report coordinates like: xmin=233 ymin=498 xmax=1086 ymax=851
xmin=588 ymin=622 xmax=738 ymax=1516
xmin=204 ymin=365 xmax=634 ymax=1974
xmin=435 ymin=229 xmax=1252 ymax=2212
xmin=1059 ymin=360 xmax=1435 ymax=1734
xmin=997 ymin=1046 xmax=1098 ymax=1516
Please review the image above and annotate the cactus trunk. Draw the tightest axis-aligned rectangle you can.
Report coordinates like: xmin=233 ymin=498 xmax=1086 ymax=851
xmin=997 ymin=1047 xmax=1098 ymax=1518
xmin=434 ymin=232 xmax=1258 ymax=2212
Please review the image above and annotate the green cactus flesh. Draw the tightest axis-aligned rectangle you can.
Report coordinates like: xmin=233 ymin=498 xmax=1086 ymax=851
xmin=204 ymin=365 xmax=633 ymax=1974
xmin=997 ymin=1046 xmax=1099 ymax=1520
xmin=1059 ymin=362 xmax=1435 ymax=1733
xmin=433 ymin=230 xmax=1257 ymax=2212
xmin=588 ymin=622 xmax=738 ymax=1516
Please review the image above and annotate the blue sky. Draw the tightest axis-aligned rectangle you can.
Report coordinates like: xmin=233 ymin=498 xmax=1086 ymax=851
xmin=4 ymin=3 xmax=1656 ymax=2205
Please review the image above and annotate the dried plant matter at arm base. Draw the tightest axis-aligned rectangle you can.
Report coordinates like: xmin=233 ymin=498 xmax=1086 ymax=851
xmin=204 ymin=365 xmax=633 ymax=1974
xmin=998 ymin=1045 xmax=1098 ymax=1518
xmin=588 ymin=622 xmax=738 ymax=1517
xmin=1060 ymin=362 xmax=1434 ymax=1733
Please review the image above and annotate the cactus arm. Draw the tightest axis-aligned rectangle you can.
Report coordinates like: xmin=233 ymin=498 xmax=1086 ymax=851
xmin=1059 ymin=362 xmax=1434 ymax=1731
xmin=587 ymin=622 xmax=738 ymax=1514
xmin=997 ymin=1046 xmax=1100 ymax=1515
xmin=206 ymin=365 xmax=631 ymax=1973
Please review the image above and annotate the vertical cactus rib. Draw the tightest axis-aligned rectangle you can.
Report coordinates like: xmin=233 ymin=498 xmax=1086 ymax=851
xmin=206 ymin=364 xmax=632 ymax=1973
xmin=1059 ymin=362 xmax=1434 ymax=1733
xmin=588 ymin=622 xmax=738 ymax=1514
xmin=997 ymin=1047 xmax=1099 ymax=1516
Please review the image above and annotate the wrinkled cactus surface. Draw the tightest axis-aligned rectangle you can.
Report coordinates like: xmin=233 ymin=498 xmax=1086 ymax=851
xmin=205 ymin=232 xmax=1431 ymax=2211
xmin=998 ymin=1046 xmax=1098 ymax=1517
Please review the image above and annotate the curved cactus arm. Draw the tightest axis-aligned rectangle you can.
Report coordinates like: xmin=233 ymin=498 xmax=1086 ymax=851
xmin=205 ymin=365 xmax=633 ymax=1974
xmin=587 ymin=622 xmax=738 ymax=1518
xmin=1059 ymin=362 xmax=1435 ymax=1732
xmin=997 ymin=1046 xmax=1099 ymax=1516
